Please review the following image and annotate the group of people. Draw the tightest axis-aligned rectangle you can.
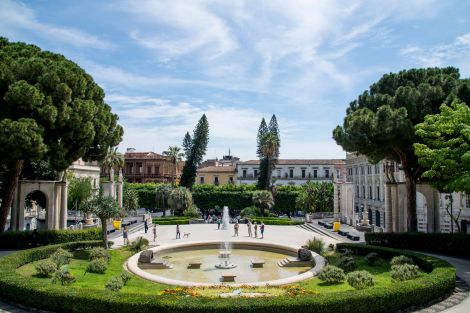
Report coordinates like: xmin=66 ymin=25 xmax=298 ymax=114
xmin=234 ymin=220 xmax=265 ymax=238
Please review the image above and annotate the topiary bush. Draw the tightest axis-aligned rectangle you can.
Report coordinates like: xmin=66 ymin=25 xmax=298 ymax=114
xmin=87 ymin=258 xmax=108 ymax=274
xmin=105 ymin=276 xmax=124 ymax=292
xmin=391 ymin=264 xmax=420 ymax=281
xmin=336 ymin=255 xmax=357 ymax=273
xmin=34 ymin=259 xmax=57 ymax=277
xmin=89 ymin=247 xmax=111 ymax=263
xmin=121 ymin=271 xmax=132 ymax=285
xmin=50 ymin=248 xmax=73 ymax=267
xmin=390 ymin=255 xmax=414 ymax=266
xmin=52 ymin=267 xmax=75 ymax=286
xmin=346 ymin=270 xmax=374 ymax=289
xmin=365 ymin=252 xmax=380 ymax=265
xmin=306 ymin=237 xmax=325 ymax=256
xmin=129 ymin=237 xmax=149 ymax=253
xmin=318 ymin=265 xmax=345 ymax=285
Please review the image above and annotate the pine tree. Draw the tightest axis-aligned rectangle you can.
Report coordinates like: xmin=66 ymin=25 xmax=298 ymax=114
xmin=256 ymin=115 xmax=280 ymax=190
xmin=180 ymin=115 xmax=209 ymax=188
xmin=268 ymin=114 xmax=280 ymax=159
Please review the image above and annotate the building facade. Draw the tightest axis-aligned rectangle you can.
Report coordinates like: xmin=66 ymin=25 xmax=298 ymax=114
xmin=68 ymin=159 xmax=101 ymax=192
xmin=196 ymin=154 xmax=238 ymax=185
xmin=236 ymin=159 xmax=346 ymax=186
xmin=123 ymin=149 xmax=183 ymax=183
xmin=342 ymin=153 xmax=470 ymax=233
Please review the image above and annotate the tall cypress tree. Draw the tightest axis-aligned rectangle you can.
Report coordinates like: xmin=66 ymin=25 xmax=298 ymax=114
xmin=180 ymin=115 xmax=209 ymax=188
xmin=257 ymin=115 xmax=280 ymax=190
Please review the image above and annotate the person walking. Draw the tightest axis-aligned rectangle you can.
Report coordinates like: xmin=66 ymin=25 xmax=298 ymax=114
xmin=123 ymin=226 xmax=129 ymax=245
xmin=247 ymin=220 xmax=252 ymax=237
xmin=152 ymin=224 xmax=157 ymax=242
xmin=217 ymin=218 xmax=221 ymax=230
xmin=176 ymin=224 xmax=181 ymax=239
xmin=260 ymin=221 xmax=265 ymax=239
xmin=234 ymin=222 xmax=239 ymax=236
xmin=144 ymin=219 xmax=149 ymax=233
xmin=254 ymin=222 xmax=258 ymax=238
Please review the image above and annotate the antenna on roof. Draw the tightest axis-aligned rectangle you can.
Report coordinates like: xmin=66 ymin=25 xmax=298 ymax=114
xmin=228 ymin=147 xmax=231 ymax=156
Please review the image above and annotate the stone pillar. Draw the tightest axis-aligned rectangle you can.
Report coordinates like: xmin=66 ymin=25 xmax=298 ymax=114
xmin=333 ymin=183 xmax=340 ymax=221
xmin=384 ymin=183 xmax=393 ymax=232
xmin=46 ymin=188 xmax=55 ymax=229
xmin=60 ymin=181 xmax=68 ymax=229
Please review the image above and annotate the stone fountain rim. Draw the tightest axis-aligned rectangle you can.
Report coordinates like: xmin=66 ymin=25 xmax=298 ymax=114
xmin=126 ymin=240 xmax=326 ymax=287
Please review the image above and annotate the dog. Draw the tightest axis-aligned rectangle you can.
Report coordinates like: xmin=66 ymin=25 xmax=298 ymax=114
xmin=183 ymin=232 xmax=191 ymax=238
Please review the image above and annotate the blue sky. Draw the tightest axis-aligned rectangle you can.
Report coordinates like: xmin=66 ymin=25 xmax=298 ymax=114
xmin=1 ymin=0 xmax=470 ymax=160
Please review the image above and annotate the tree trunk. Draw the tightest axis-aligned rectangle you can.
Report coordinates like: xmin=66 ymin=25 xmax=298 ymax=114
xmin=265 ymin=157 xmax=271 ymax=191
xmin=0 ymin=160 xmax=25 ymax=232
xmin=404 ymin=172 xmax=418 ymax=232
xmin=101 ymin=217 xmax=108 ymax=249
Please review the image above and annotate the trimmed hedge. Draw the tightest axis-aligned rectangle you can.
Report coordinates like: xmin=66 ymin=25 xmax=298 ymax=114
xmin=0 ymin=242 xmax=455 ymax=313
xmin=250 ymin=218 xmax=303 ymax=225
xmin=152 ymin=217 xmax=190 ymax=225
xmin=0 ymin=228 xmax=102 ymax=249
xmin=365 ymin=232 xmax=470 ymax=258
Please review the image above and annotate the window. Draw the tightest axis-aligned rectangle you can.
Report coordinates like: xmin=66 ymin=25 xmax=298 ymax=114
xmin=325 ymin=169 xmax=329 ymax=178
xmin=229 ymin=176 xmax=233 ymax=184
xmin=138 ymin=163 xmax=142 ymax=174
xmin=200 ymin=176 xmax=204 ymax=184
xmin=362 ymin=186 xmax=366 ymax=198
xmin=375 ymin=210 xmax=381 ymax=227
xmin=127 ymin=164 xmax=133 ymax=174
xmin=355 ymin=167 xmax=358 ymax=175
xmin=377 ymin=186 xmax=380 ymax=201
xmin=313 ymin=169 xmax=318 ymax=178
xmin=147 ymin=166 xmax=152 ymax=174
xmin=242 ymin=169 xmax=247 ymax=178
xmin=369 ymin=186 xmax=372 ymax=199
xmin=277 ymin=169 xmax=281 ymax=178
xmin=356 ymin=186 xmax=359 ymax=197
xmin=301 ymin=169 xmax=306 ymax=178
xmin=254 ymin=169 xmax=258 ymax=178
xmin=214 ymin=176 xmax=219 ymax=186
xmin=289 ymin=169 xmax=294 ymax=178
xmin=368 ymin=208 xmax=372 ymax=223
xmin=361 ymin=166 xmax=364 ymax=175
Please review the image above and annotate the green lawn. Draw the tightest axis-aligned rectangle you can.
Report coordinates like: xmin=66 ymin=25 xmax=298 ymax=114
xmin=16 ymin=249 xmax=426 ymax=297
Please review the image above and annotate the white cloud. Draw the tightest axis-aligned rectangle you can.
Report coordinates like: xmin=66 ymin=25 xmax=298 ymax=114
xmin=0 ymin=0 xmax=112 ymax=49
xmin=400 ymin=32 xmax=470 ymax=71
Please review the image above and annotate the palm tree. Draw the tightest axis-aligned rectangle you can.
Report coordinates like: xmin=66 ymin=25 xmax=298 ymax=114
xmin=102 ymin=147 xmax=124 ymax=178
xmin=252 ymin=190 xmax=274 ymax=216
xmin=163 ymin=146 xmax=184 ymax=185
xmin=260 ymin=133 xmax=279 ymax=190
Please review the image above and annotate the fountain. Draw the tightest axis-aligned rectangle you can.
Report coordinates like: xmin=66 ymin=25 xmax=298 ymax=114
xmin=215 ymin=206 xmax=237 ymax=269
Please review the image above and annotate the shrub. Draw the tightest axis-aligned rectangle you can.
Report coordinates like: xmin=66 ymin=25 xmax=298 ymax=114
xmin=390 ymin=255 xmax=414 ymax=266
xmin=365 ymin=252 xmax=380 ymax=265
xmin=120 ymin=271 xmax=132 ymax=285
xmin=365 ymin=232 xmax=470 ymax=258
xmin=183 ymin=205 xmax=200 ymax=218
xmin=336 ymin=255 xmax=357 ymax=273
xmin=0 ymin=228 xmax=102 ymax=249
xmin=339 ymin=248 xmax=354 ymax=256
xmin=346 ymin=270 xmax=374 ymax=289
xmin=52 ymin=267 xmax=75 ymax=286
xmin=105 ymin=276 xmax=124 ymax=292
xmin=34 ymin=259 xmax=57 ymax=277
xmin=87 ymin=258 xmax=108 ymax=274
xmin=89 ymin=247 xmax=111 ymax=263
xmin=50 ymin=248 xmax=73 ymax=267
xmin=318 ymin=265 xmax=345 ymax=284
xmin=240 ymin=206 xmax=261 ymax=218
xmin=129 ymin=237 xmax=149 ymax=253
xmin=391 ymin=264 xmax=420 ymax=281
xmin=306 ymin=237 xmax=325 ymax=256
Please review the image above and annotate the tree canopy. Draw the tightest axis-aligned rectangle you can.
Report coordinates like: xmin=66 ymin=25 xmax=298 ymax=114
xmin=333 ymin=67 xmax=463 ymax=231
xmin=414 ymin=100 xmax=470 ymax=194
xmin=180 ymin=115 xmax=209 ymax=188
xmin=0 ymin=38 xmax=123 ymax=231
xmin=256 ymin=115 xmax=280 ymax=190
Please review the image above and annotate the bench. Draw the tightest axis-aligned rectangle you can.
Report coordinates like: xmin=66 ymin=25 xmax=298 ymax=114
xmin=347 ymin=234 xmax=360 ymax=241
xmin=318 ymin=221 xmax=325 ymax=227
xmin=251 ymin=259 xmax=265 ymax=268
xmin=188 ymin=259 xmax=202 ymax=269
xmin=221 ymin=274 xmax=237 ymax=282
xmin=338 ymin=230 xmax=349 ymax=236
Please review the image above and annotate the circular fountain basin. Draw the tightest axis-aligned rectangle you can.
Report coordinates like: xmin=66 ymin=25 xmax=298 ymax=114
xmin=127 ymin=240 xmax=325 ymax=287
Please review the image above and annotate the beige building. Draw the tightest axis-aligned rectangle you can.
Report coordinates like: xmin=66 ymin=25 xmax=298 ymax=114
xmin=196 ymin=165 xmax=237 ymax=185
